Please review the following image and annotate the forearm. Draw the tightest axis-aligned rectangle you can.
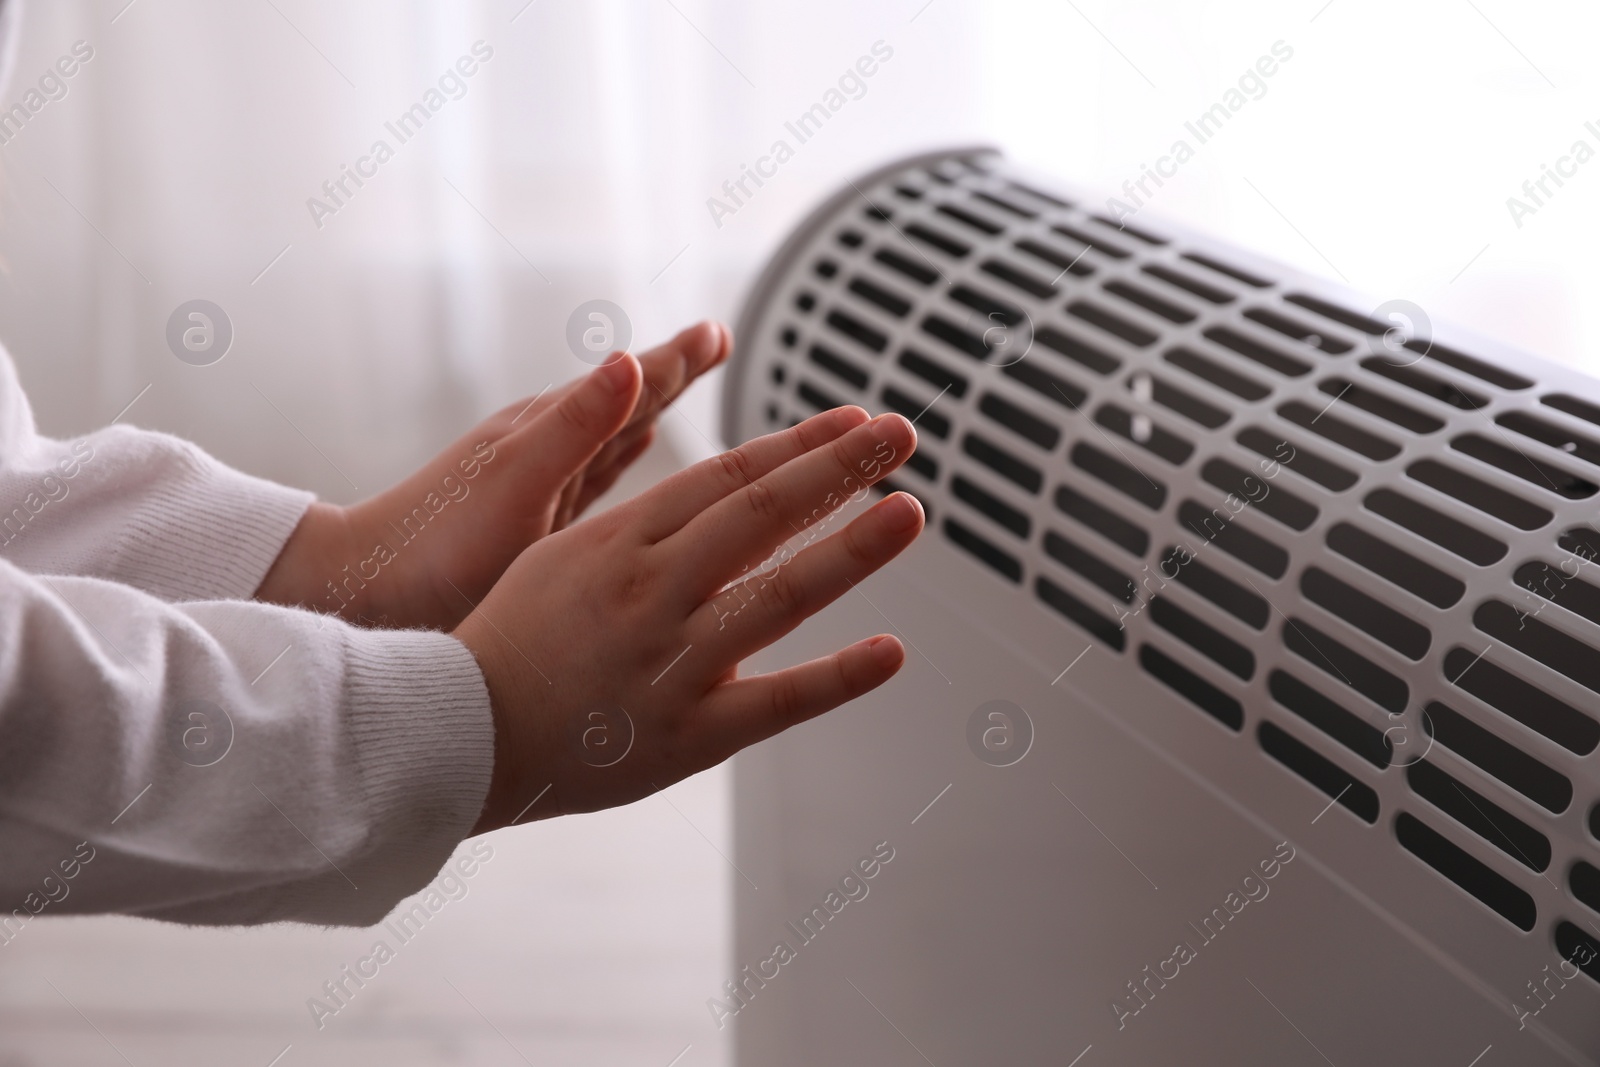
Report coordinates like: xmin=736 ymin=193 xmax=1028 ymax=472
xmin=0 ymin=559 xmax=493 ymax=927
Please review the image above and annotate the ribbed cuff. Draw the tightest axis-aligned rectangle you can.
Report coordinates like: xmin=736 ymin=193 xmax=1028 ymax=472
xmin=126 ymin=435 xmax=316 ymax=602
xmin=333 ymin=625 xmax=496 ymax=924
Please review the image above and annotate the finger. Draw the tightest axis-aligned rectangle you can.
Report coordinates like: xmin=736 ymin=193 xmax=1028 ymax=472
xmin=687 ymin=492 xmax=924 ymax=660
xmin=694 ymin=634 xmax=905 ymax=754
xmin=570 ymin=425 xmax=656 ymax=520
xmin=632 ymin=405 xmax=869 ymax=541
xmin=501 ymin=353 xmax=641 ymax=496
xmin=663 ymin=412 xmax=916 ymax=594
xmin=630 ymin=321 xmax=730 ymax=425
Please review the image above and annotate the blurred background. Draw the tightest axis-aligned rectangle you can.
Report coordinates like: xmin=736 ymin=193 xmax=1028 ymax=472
xmin=0 ymin=0 xmax=1596 ymax=1063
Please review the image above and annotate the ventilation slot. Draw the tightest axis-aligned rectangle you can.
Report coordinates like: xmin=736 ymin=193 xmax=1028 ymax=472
xmin=1497 ymin=410 xmax=1600 ymax=468
xmin=1161 ymin=546 xmax=1268 ymax=629
xmin=963 ymin=433 xmax=1041 ymax=493
xmin=1474 ymin=600 xmax=1600 ymax=699
xmin=826 ymin=309 xmax=888 ymax=353
xmin=808 ymin=343 xmax=869 ymax=390
xmin=1319 ymin=378 xmax=1444 ymax=434
xmin=1360 ymin=357 xmax=1487 ymax=411
xmin=1069 ymin=301 xmax=1158 ymax=347
xmin=1406 ymin=760 xmax=1549 ymax=871
xmin=1142 ymin=263 xmax=1233 ymax=305
xmin=1280 ymin=292 xmax=1385 ymax=332
xmin=950 ymin=284 xmax=1024 ymax=326
xmin=1181 ymin=251 xmax=1271 ymax=288
xmin=1257 ymin=721 xmax=1379 ymax=823
xmin=1268 ymin=670 xmax=1391 ymax=768
xmin=1244 ymin=308 xmax=1351 ymax=354
xmin=1443 ymin=645 xmax=1599 ymax=756
xmin=1395 ymin=813 xmax=1536 ymax=931
xmin=1104 ymin=280 xmax=1195 ymax=324
xmin=1177 ymin=499 xmax=1288 ymax=578
xmin=837 ymin=229 xmax=865 ymax=249
xmin=1283 ymin=618 xmax=1409 ymax=713
xmin=1057 ymin=486 xmax=1149 ymax=557
xmin=1407 ymin=460 xmax=1552 ymax=530
xmin=815 ymin=258 xmax=839 ymax=279
xmin=1424 ymin=701 xmax=1571 ymax=814
xmin=1363 ymin=489 xmax=1507 ymax=566
xmin=973 ymin=189 xmax=1036 ymax=219
xmin=1139 ymin=644 xmax=1243 ymax=730
xmin=943 ymin=517 xmax=1020 ymax=583
xmin=1554 ymin=923 xmax=1600 ymax=984
xmin=1278 ymin=401 xmax=1400 ymax=461
xmin=873 ymin=247 xmax=939 ymax=286
xmin=1035 ymin=326 xmax=1119 ymax=374
xmin=1201 ymin=459 xmax=1317 ymax=531
xmin=1015 ymin=238 xmax=1094 ymax=279
xmin=897 ymin=348 xmax=969 ymax=397
xmin=952 ymin=475 xmax=1030 ymax=538
xmin=1203 ymin=326 xmax=1310 ymax=377
xmin=880 ymin=385 xmax=950 ymax=439
xmin=936 ymin=201 xmax=1003 ymax=236
xmin=905 ymin=222 xmax=970 ymax=258
xmin=1165 ymin=347 xmax=1269 ymax=401
xmin=1143 ymin=374 xmax=1229 ymax=430
xmin=1451 ymin=433 xmax=1597 ymax=499
xmin=1037 ymin=576 xmax=1127 ymax=650
xmin=980 ymin=258 xmax=1057 ymax=299
xmin=979 ymin=392 xmax=1060 ymax=450
xmin=1514 ymin=562 xmax=1600 ymax=627
xmin=1091 ymin=215 xmax=1166 ymax=246
xmin=903 ymin=449 xmax=939 ymax=482
xmin=1005 ymin=178 xmax=1071 ymax=209
xmin=1096 ymin=405 xmax=1194 ymax=464
xmin=863 ymin=203 xmax=893 ymax=223
xmin=1045 ymin=531 xmax=1135 ymax=603
xmin=1572 ymin=862 xmax=1600 ymax=915
xmin=1559 ymin=525 xmax=1600 ymax=562
xmin=797 ymin=379 xmax=847 ymax=414
xmin=922 ymin=314 xmax=990 ymax=361
xmin=1002 ymin=359 xmax=1087 ymax=411
xmin=1151 ymin=598 xmax=1254 ymax=679
xmin=848 ymin=276 xmax=912 ymax=317
xmin=1543 ymin=392 xmax=1600 ymax=428
xmin=1326 ymin=522 xmax=1464 ymax=608
xmin=1237 ymin=427 xmax=1357 ymax=491
xmin=1053 ymin=223 xmax=1129 ymax=260
xmin=1301 ymin=567 xmax=1431 ymax=661
xmin=1074 ymin=444 xmax=1166 ymax=509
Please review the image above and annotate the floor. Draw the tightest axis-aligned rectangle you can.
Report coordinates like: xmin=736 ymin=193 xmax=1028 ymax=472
xmin=0 ymin=437 xmax=735 ymax=1067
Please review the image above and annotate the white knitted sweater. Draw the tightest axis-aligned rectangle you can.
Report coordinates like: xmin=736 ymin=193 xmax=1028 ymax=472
xmin=0 ymin=348 xmax=495 ymax=928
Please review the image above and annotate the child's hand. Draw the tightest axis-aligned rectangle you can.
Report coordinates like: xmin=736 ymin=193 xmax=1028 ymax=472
xmin=454 ymin=404 xmax=924 ymax=830
xmin=257 ymin=322 xmax=729 ymax=628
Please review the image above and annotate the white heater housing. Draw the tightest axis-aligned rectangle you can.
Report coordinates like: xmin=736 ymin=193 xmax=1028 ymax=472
xmin=722 ymin=148 xmax=1600 ymax=1065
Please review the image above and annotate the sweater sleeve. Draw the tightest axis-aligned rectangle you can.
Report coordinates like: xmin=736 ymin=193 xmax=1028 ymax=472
xmin=0 ymin=348 xmax=314 ymax=602
xmin=0 ymin=557 xmax=496 ymax=927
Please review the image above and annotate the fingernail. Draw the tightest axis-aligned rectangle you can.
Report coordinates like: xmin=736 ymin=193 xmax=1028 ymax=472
xmin=865 ymin=634 xmax=903 ymax=668
xmin=882 ymin=492 xmax=923 ymax=532
xmin=599 ymin=353 xmax=634 ymax=395
xmin=870 ymin=412 xmax=915 ymax=448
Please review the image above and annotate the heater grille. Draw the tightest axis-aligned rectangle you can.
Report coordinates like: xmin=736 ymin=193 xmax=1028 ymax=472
xmin=725 ymin=150 xmax=1600 ymax=958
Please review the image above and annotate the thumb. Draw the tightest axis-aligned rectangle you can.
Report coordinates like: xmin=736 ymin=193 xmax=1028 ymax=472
xmin=509 ymin=353 xmax=641 ymax=491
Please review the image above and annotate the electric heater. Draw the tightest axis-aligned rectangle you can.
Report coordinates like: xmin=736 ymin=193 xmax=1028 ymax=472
xmin=722 ymin=148 xmax=1600 ymax=1064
